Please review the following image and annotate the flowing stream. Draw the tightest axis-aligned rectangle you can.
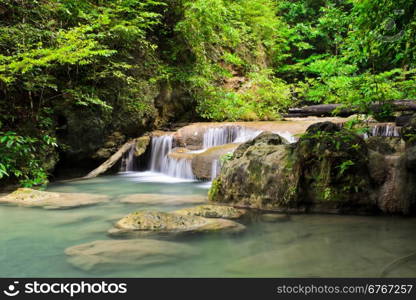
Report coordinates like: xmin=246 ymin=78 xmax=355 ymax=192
xmin=0 ymin=122 xmax=414 ymax=277
xmin=0 ymin=174 xmax=416 ymax=277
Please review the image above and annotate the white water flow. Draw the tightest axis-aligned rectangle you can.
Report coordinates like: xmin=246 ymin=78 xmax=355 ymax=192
xmin=203 ymin=125 xmax=297 ymax=148
xmin=149 ymin=135 xmax=195 ymax=180
xmin=370 ymin=124 xmax=401 ymax=137
xmin=203 ymin=126 xmax=262 ymax=148
xmin=147 ymin=126 xmax=296 ymax=181
xmin=119 ymin=144 xmax=136 ymax=172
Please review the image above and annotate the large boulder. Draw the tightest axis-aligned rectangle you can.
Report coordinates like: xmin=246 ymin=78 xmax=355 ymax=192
xmin=0 ymin=188 xmax=108 ymax=209
xmin=209 ymin=122 xmax=380 ymax=214
xmin=108 ymin=210 xmax=245 ymax=237
xmin=65 ymin=239 xmax=198 ymax=272
xmin=209 ymin=133 xmax=298 ymax=211
xmin=191 ymin=143 xmax=239 ymax=180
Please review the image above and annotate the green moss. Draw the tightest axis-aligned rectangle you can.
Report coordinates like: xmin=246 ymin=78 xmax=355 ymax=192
xmin=208 ymin=178 xmax=221 ymax=202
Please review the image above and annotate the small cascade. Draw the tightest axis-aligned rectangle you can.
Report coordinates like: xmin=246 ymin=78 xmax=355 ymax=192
xmin=370 ymin=124 xmax=401 ymax=137
xmin=211 ymin=159 xmax=220 ymax=181
xmin=275 ymin=131 xmax=297 ymax=143
xmin=203 ymin=125 xmax=262 ymax=148
xmin=120 ymin=144 xmax=136 ymax=172
xmin=149 ymin=135 xmax=195 ymax=179
xmin=149 ymin=135 xmax=173 ymax=172
xmin=160 ymin=156 xmax=195 ymax=179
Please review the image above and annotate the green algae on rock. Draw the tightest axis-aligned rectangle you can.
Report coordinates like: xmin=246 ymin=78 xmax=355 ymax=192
xmin=0 ymin=188 xmax=109 ymax=210
xmin=173 ymin=205 xmax=247 ymax=219
xmin=108 ymin=210 xmax=246 ymax=237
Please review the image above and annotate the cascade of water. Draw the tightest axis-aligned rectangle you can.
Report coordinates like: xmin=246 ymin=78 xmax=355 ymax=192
xmin=203 ymin=125 xmax=262 ymax=148
xmin=161 ymin=156 xmax=195 ymax=179
xmin=149 ymin=135 xmax=195 ymax=179
xmin=149 ymin=135 xmax=173 ymax=172
xmin=203 ymin=126 xmax=236 ymax=148
xmin=120 ymin=144 xmax=136 ymax=172
xmin=370 ymin=124 xmax=401 ymax=137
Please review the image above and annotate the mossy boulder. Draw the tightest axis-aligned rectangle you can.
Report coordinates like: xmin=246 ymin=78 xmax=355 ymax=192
xmin=0 ymin=188 xmax=108 ymax=209
xmin=209 ymin=132 xmax=299 ymax=210
xmin=209 ymin=122 xmax=379 ymax=213
xmin=108 ymin=210 xmax=245 ymax=237
xmin=173 ymin=205 xmax=247 ymax=219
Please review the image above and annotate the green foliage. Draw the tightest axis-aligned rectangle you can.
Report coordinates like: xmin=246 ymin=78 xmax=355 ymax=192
xmin=0 ymin=0 xmax=165 ymax=186
xmin=1 ymin=0 xmax=416 ymax=186
xmin=0 ymin=131 xmax=57 ymax=187
xmin=172 ymin=0 xmax=294 ymax=121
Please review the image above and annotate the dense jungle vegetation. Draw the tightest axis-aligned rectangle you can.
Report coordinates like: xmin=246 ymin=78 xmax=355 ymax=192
xmin=0 ymin=0 xmax=415 ymax=186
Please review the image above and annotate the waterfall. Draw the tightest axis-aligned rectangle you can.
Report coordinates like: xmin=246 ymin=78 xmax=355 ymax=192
xmin=203 ymin=126 xmax=236 ymax=148
xmin=160 ymin=156 xmax=195 ymax=179
xmin=120 ymin=144 xmax=136 ymax=172
xmin=203 ymin=125 xmax=262 ymax=148
xmin=149 ymin=135 xmax=195 ymax=179
xmin=370 ymin=124 xmax=400 ymax=137
xmin=149 ymin=135 xmax=173 ymax=172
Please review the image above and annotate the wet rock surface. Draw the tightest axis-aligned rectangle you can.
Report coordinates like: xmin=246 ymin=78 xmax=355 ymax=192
xmin=173 ymin=205 xmax=247 ymax=219
xmin=0 ymin=188 xmax=108 ymax=209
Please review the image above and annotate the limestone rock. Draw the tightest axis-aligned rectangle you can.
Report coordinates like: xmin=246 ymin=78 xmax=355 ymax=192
xmin=173 ymin=205 xmax=247 ymax=219
xmin=209 ymin=122 xmax=378 ymax=214
xmin=65 ymin=239 xmax=197 ymax=272
xmin=0 ymin=188 xmax=108 ymax=209
xmin=108 ymin=210 xmax=245 ymax=237
xmin=191 ymin=143 xmax=239 ymax=180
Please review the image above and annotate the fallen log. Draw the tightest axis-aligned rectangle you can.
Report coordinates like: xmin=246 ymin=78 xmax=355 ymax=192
xmin=285 ymin=100 xmax=416 ymax=118
xmin=83 ymin=140 xmax=136 ymax=179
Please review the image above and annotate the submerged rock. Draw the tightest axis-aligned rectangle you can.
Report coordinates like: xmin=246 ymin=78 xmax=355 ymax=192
xmin=118 ymin=194 xmax=207 ymax=205
xmin=173 ymin=205 xmax=247 ymax=219
xmin=65 ymin=239 xmax=197 ymax=272
xmin=0 ymin=188 xmax=108 ymax=209
xmin=108 ymin=210 xmax=245 ymax=237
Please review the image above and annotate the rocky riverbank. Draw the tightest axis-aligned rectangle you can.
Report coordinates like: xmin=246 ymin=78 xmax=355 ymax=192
xmin=209 ymin=120 xmax=416 ymax=215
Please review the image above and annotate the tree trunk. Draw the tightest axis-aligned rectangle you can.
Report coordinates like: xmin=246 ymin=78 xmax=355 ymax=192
xmin=285 ymin=100 xmax=416 ymax=118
